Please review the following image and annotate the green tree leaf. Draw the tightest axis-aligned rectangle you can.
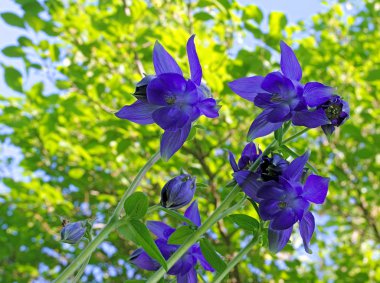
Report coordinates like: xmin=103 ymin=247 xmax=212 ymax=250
xmin=199 ymin=238 xmax=226 ymax=273
xmin=124 ymin=192 xmax=148 ymax=219
xmin=243 ymin=5 xmax=263 ymax=24
xmin=4 ymin=66 xmax=23 ymax=92
xmin=1 ymin=12 xmax=25 ymax=28
xmin=2 ymin=46 xmax=25 ymax=58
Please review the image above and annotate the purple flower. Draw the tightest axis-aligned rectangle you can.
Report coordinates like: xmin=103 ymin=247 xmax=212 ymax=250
xmin=115 ymin=35 xmax=219 ymax=160
xmin=256 ymin=152 xmax=329 ymax=253
xmin=229 ymin=41 xmax=339 ymax=139
xmin=60 ymin=221 xmax=86 ymax=244
xmin=228 ymin=142 xmax=261 ymax=172
xmin=130 ymin=201 xmax=214 ymax=282
xmin=160 ymin=174 xmax=196 ymax=210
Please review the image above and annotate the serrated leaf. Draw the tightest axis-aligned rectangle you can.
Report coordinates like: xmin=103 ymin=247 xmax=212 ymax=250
xmin=128 ymin=220 xmax=167 ymax=270
xmin=228 ymin=214 xmax=259 ymax=232
xmin=199 ymin=238 xmax=226 ymax=273
xmin=1 ymin=12 xmax=25 ymax=28
xmin=124 ymin=192 xmax=148 ymax=219
xmin=167 ymin=226 xmax=194 ymax=245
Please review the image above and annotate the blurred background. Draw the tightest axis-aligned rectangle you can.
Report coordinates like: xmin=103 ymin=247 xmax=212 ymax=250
xmin=0 ymin=0 xmax=379 ymax=282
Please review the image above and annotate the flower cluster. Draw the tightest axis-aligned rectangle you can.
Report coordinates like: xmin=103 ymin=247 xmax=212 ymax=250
xmin=229 ymin=41 xmax=349 ymax=139
xmin=130 ymin=201 xmax=214 ymax=282
xmin=115 ymin=35 xmax=219 ymax=160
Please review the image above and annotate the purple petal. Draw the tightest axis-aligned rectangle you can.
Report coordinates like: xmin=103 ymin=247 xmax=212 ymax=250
xmin=292 ymin=109 xmax=330 ymax=128
xmin=187 ymin=35 xmax=202 ymax=86
xmin=271 ymin=209 xmax=298 ymax=230
xmin=303 ymin=175 xmax=329 ymax=204
xmin=266 ymin=104 xmax=291 ymax=123
xmin=259 ymin=199 xmax=281 ymax=220
xmin=228 ymin=151 xmax=239 ymax=172
xmin=161 ymin=122 xmax=192 ymax=160
xmin=176 ymin=268 xmax=198 ymax=283
xmin=254 ymin=93 xmax=277 ymax=108
xmin=129 ymin=249 xmax=160 ymax=271
xmin=291 ymin=197 xmax=310 ymax=221
xmin=256 ymin=181 xmax=287 ymax=200
xmin=247 ymin=109 xmax=283 ymax=140
xmin=192 ymin=245 xmax=215 ymax=272
xmin=152 ymin=106 xmax=190 ymax=131
xmin=184 ymin=200 xmax=201 ymax=227
xmin=115 ymin=100 xmax=160 ymax=124
xmin=198 ymin=98 xmax=219 ymax=118
xmin=283 ymin=151 xmax=310 ymax=182
xmin=303 ymin=82 xmax=334 ymax=107
xmin=261 ymin=72 xmax=295 ymax=95
xmin=147 ymin=221 xmax=175 ymax=240
xmin=153 ymin=41 xmax=182 ymax=75
xmin=233 ymin=170 xmax=262 ymax=202
xmin=147 ymin=73 xmax=192 ymax=106
xmin=268 ymin=226 xmax=293 ymax=253
xmin=228 ymin=76 xmax=266 ymax=102
xmin=299 ymin=211 xmax=315 ymax=254
xmin=280 ymin=41 xmax=302 ymax=81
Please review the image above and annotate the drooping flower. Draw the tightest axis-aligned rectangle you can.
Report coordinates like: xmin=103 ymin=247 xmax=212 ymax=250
xmin=256 ymin=152 xmax=329 ymax=253
xmin=229 ymin=41 xmax=344 ymax=139
xmin=60 ymin=221 xmax=86 ymax=244
xmin=129 ymin=201 xmax=214 ymax=282
xmin=115 ymin=35 xmax=219 ymax=160
xmin=160 ymin=174 xmax=196 ymax=210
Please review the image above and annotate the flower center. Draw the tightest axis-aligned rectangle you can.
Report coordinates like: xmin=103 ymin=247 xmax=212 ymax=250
xmin=165 ymin=95 xmax=177 ymax=105
xmin=278 ymin=201 xmax=287 ymax=209
xmin=325 ymin=104 xmax=342 ymax=120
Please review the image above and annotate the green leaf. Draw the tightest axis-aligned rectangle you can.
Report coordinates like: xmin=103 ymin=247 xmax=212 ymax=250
xmin=366 ymin=69 xmax=380 ymax=81
xmin=1 ymin=12 xmax=25 ymax=28
xmin=269 ymin=11 xmax=287 ymax=36
xmin=4 ymin=66 xmax=23 ymax=92
xmin=199 ymin=238 xmax=226 ymax=273
xmin=18 ymin=36 xmax=33 ymax=47
xmin=194 ymin=12 xmax=214 ymax=21
xmin=68 ymin=168 xmax=86 ymax=179
xmin=243 ymin=5 xmax=263 ymax=24
xmin=49 ymin=44 xmax=60 ymax=62
xmin=124 ymin=192 xmax=148 ymax=219
xmin=274 ymin=127 xmax=283 ymax=145
xmin=128 ymin=220 xmax=167 ymax=270
xmin=228 ymin=214 xmax=259 ymax=232
xmin=2 ymin=46 xmax=25 ymax=58
xmin=167 ymin=226 xmax=194 ymax=245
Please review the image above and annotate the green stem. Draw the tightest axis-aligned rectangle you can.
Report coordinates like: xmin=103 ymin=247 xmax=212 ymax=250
xmin=147 ymin=141 xmax=278 ymax=283
xmin=73 ymin=254 xmax=91 ymax=283
xmin=212 ymin=236 xmax=259 ymax=283
xmin=283 ymin=128 xmax=310 ymax=144
xmin=55 ymin=151 xmax=160 ymax=283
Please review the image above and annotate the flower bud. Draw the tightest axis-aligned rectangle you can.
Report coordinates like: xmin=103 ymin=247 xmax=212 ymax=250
xmin=60 ymin=221 xmax=86 ymax=244
xmin=133 ymin=75 xmax=156 ymax=101
xmin=160 ymin=174 xmax=196 ymax=210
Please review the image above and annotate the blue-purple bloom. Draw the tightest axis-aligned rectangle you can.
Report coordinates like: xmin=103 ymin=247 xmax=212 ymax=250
xmin=160 ymin=174 xmax=196 ymax=209
xmin=130 ymin=201 xmax=214 ymax=282
xmin=256 ymin=152 xmax=329 ymax=253
xmin=60 ymin=221 xmax=86 ymax=244
xmin=229 ymin=41 xmax=348 ymax=139
xmin=116 ymin=35 xmax=219 ymax=160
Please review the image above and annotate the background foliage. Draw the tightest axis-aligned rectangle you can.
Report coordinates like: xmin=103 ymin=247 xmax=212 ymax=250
xmin=0 ymin=0 xmax=379 ymax=282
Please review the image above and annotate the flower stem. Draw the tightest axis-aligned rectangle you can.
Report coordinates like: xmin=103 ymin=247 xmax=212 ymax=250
xmin=212 ymin=236 xmax=259 ymax=283
xmin=55 ymin=151 xmax=160 ymax=283
xmin=147 ymin=141 xmax=278 ymax=283
xmin=283 ymin=128 xmax=310 ymax=144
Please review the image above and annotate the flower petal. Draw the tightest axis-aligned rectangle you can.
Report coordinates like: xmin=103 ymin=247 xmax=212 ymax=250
xmin=115 ymin=100 xmax=160 ymax=124
xmin=147 ymin=74 xmax=188 ymax=106
xmin=261 ymin=72 xmax=295 ymax=95
xmin=234 ymin=170 xmax=262 ymax=202
xmin=152 ymin=106 xmax=190 ymax=131
xmin=192 ymin=245 xmax=215 ymax=272
xmin=259 ymin=199 xmax=281 ymax=220
xmin=161 ymin=122 xmax=192 ymax=160
xmin=228 ymin=76 xmax=266 ymax=102
xmin=266 ymin=104 xmax=291 ymax=123
xmin=303 ymin=82 xmax=334 ymax=107
xmin=299 ymin=211 xmax=315 ymax=254
xmin=247 ymin=110 xmax=283 ymax=140
xmin=129 ymin=249 xmax=160 ymax=271
xmin=228 ymin=151 xmax=239 ymax=172
xmin=256 ymin=180 xmax=287 ymax=200
xmin=176 ymin=268 xmax=198 ymax=283
xmin=254 ymin=93 xmax=277 ymax=108
xmin=291 ymin=197 xmax=310 ymax=221
xmin=198 ymin=98 xmax=219 ymax=118
xmin=292 ymin=109 xmax=330 ymax=128
xmin=280 ymin=41 xmax=302 ymax=81
xmin=146 ymin=221 xmax=175 ymax=240
xmin=187 ymin=35 xmax=202 ymax=86
xmin=271 ymin=209 xmax=298 ymax=230
xmin=303 ymin=174 xmax=329 ymax=204
xmin=268 ymin=226 xmax=293 ymax=253
xmin=184 ymin=200 xmax=201 ymax=227
xmin=283 ymin=151 xmax=310 ymax=182
xmin=153 ymin=41 xmax=182 ymax=75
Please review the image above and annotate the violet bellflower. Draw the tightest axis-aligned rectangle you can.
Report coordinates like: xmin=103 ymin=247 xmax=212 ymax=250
xmin=129 ymin=201 xmax=214 ymax=282
xmin=160 ymin=174 xmax=196 ymax=210
xmin=229 ymin=41 xmax=347 ymax=139
xmin=256 ymin=152 xmax=329 ymax=253
xmin=115 ymin=35 xmax=219 ymax=160
xmin=60 ymin=221 xmax=86 ymax=244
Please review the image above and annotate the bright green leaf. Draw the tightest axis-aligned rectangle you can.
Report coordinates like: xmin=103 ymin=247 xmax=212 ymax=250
xmin=199 ymin=238 xmax=226 ymax=273
xmin=1 ymin=12 xmax=25 ymax=28
xmin=228 ymin=214 xmax=259 ymax=232
xmin=167 ymin=226 xmax=194 ymax=245
xmin=124 ymin=192 xmax=148 ymax=219
xmin=4 ymin=66 xmax=23 ymax=92
xmin=2 ymin=46 xmax=25 ymax=58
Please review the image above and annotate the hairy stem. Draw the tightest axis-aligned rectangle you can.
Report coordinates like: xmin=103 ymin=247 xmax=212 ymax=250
xmin=55 ymin=151 xmax=160 ymax=283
